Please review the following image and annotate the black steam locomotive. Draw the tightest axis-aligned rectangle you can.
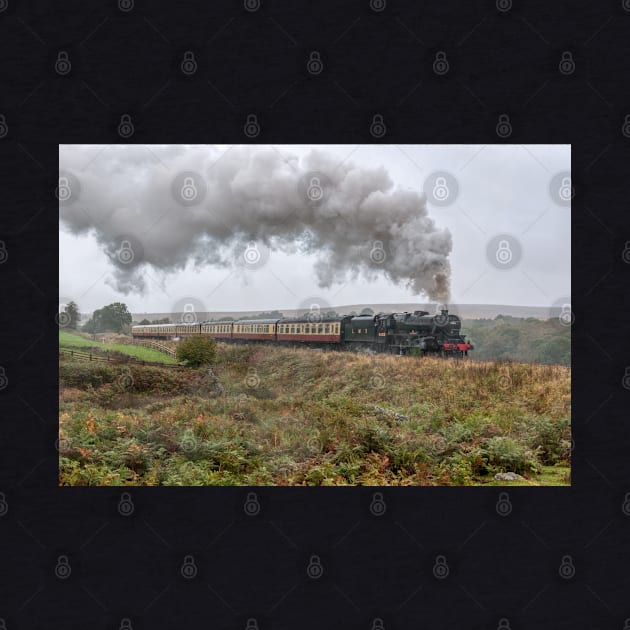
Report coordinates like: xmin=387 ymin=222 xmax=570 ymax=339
xmin=132 ymin=308 xmax=473 ymax=356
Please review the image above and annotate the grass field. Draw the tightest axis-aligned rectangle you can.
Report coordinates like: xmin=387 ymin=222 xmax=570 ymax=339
xmin=59 ymin=330 xmax=177 ymax=365
xmin=59 ymin=342 xmax=571 ymax=486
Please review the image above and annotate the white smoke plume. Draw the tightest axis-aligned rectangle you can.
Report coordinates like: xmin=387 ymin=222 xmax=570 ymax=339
xmin=59 ymin=145 xmax=452 ymax=301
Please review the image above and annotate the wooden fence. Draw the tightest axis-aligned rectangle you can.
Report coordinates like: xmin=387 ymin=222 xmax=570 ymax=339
xmin=131 ymin=338 xmax=177 ymax=358
xmin=59 ymin=347 xmax=184 ymax=369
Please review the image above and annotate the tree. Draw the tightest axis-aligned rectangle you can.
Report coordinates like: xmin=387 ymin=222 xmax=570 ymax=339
xmin=176 ymin=336 xmax=217 ymax=367
xmin=82 ymin=318 xmax=96 ymax=333
xmin=360 ymin=307 xmax=374 ymax=316
xmin=61 ymin=301 xmax=80 ymax=329
xmin=139 ymin=318 xmax=151 ymax=325
xmin=83 ymin=302 xmax=132 ymax=333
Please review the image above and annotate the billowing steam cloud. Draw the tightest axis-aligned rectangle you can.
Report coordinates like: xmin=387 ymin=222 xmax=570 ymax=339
xmin=59 ymin=145 xmax=452 ymax=300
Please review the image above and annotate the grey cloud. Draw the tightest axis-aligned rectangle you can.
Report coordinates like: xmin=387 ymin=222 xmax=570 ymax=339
xmin=59 ymin=145 xmax=452 ymax=301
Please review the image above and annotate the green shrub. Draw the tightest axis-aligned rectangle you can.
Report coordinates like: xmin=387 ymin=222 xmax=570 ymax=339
xmin=438 ymin=454 xmax=475 ymax=485
xmin=525 ymin=415 xmax=571 ymax=464
xmin=357 ymin=424 xmax=396 ymax=454
xmin=176 ymin=336 xmax=217 ymax=367
xmin=59 ymin=362 xmax=118 ymax=387
xmin=481 ymin=436 xmax=541 ymax=475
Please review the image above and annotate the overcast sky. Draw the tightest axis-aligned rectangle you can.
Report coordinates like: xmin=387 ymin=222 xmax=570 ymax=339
xmin=59 ymin=144 xmax=570 ymax=315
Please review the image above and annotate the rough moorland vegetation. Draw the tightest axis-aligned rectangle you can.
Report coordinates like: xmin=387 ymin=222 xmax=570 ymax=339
xmin=59 ymin=342 xmax=570 ymax=486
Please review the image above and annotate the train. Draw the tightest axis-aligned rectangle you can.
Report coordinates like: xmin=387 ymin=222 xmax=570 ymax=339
xmin=131 ymin=308 xmax=474 ymax=356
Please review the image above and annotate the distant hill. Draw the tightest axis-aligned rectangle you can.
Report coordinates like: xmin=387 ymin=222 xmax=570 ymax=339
xmin=133 ymin=303 xmax=557 ymax=322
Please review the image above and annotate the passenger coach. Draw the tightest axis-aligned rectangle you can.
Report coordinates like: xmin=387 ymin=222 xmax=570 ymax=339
xmin=276 ymin=318 xmax=344 ymax=344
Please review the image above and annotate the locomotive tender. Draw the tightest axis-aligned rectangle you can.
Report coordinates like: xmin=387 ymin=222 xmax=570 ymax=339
xmin=132 ymin=309 xmax=473 ymax=356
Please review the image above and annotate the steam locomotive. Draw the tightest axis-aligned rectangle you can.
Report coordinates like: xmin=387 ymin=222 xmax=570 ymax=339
xmin=132 ymin=308 xmax=473 ymax=356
